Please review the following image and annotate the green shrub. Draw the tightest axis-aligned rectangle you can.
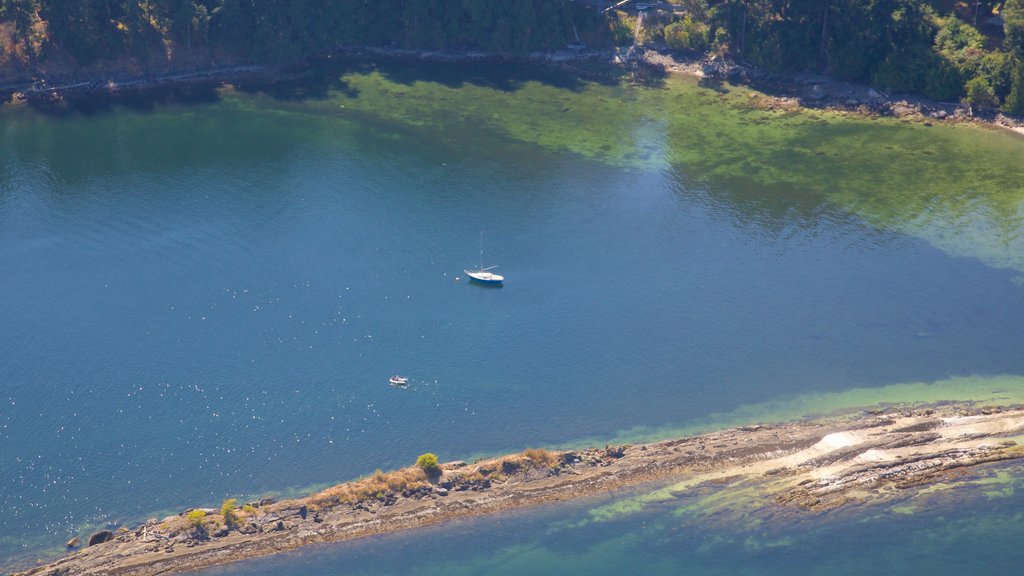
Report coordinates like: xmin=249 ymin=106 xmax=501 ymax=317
xmin=935 ymin=18 xmax=984 ymax=55
xmin=185 ymin=509 xmax=206 ymax=528
xmin=712 ymin=27 xmax=731 ymax=56
xmin=964 ymin=76 xmax=997 ymax=108
xmin=416 ymin=453 xmax=440 ymax=472
xmin=220 ymin=498 xmax=238 ymax=527
xmin=608 ymin=14 xmax=635 ymax=47
xmin=664 ymin=15 xmax=709 ymax=53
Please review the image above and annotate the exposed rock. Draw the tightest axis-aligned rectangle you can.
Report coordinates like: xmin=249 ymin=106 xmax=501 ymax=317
xmin=211 ymin=526 xmax=229 ymax=538
xmin=87 ymin=530 xmax=114 ymax=546
xmin=604 ymin=445 xmax=626 ymax=458
xmin=65 ymin=536 xmax=80 ymax=548
xmin=17 ymin=404 xmax=1024 ymax=576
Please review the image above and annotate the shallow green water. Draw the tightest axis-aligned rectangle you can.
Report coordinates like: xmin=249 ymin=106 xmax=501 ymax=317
xmin=1 ymin=61 xmax=1023 ymax=570
xmin=320 ymin=63 xmax=1024 ymax=273
xmin=205 ymin=461 xmax=1024 ymax=576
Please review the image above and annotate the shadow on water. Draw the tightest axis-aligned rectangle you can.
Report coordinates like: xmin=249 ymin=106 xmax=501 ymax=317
xmin=698 ymin=76 xmax=731 ymax=94
xmin=12 ymin=56 xmax=626 ymax=118
xmin=670 ymin=166 xmax=880 ymax=241
xmin=236 ymin=56 xmax=621 ymax=102
xmin=18 ymin=84 xmax=222 ymax=117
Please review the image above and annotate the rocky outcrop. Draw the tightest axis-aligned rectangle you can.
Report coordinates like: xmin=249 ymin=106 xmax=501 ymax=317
xmin=13 ymin=403 xmax=1024 ymax=576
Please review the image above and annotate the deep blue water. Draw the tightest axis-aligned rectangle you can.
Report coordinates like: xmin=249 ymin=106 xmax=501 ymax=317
xmin=1 ymin=69 xmax=1024 ymax=569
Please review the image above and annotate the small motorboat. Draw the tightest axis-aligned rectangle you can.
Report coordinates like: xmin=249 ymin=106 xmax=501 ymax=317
xmin=389 ymin=375 xmax=409 ymax=387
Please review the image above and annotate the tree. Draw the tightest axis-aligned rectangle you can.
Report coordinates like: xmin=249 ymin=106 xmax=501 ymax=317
xmin=664 ymin=15 xmax=709 ymax=52
xmin=1003 ymin=60 xmax=1024 ymax=115
xmin=964 ymin=76 xmax=997 ymax=110
xmin=1005 ymin=0 xmax=1024 ymax=59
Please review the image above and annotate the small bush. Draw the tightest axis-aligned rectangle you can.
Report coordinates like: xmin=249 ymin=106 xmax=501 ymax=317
xmin=185 ymin=509 xmax=206 ymax=528
xmin=220 ymin=498 xmax=238 ymax=527
xmin=416 ymin=453 xmax=440 ymax=472
xmin=712 ymin=27 xmax=731 ymax=56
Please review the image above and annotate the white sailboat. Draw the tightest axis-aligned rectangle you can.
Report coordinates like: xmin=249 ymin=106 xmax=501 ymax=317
xmin=465 ymin=233 xmax=504 ymax=285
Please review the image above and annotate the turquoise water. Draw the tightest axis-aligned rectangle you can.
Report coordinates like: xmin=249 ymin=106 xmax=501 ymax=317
xmin=204 ymin=465 xmax=1024 ymax=576
xmin=2 ymin=63 xmax=1024 ymax=569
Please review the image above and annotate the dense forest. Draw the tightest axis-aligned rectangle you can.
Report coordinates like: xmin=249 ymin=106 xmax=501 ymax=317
xmin=1 ymin=0 xmax=1023 ymax=114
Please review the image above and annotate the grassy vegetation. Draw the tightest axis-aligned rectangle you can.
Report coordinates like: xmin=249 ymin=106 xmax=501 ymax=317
xmin=309 ymin=466 xmax=431 ymax=509
xmin=306 ymin=449 xmax=563 ymax=510
xmin=523 ymin=448 xmax=559 ymax=468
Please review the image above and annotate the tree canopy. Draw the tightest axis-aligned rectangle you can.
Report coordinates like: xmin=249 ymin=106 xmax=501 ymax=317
xmin=0 ymin=0 xmax=1022 ymax=114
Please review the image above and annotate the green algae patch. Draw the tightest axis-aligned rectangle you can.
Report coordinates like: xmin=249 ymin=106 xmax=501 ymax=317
xmin=411 ymin=532 xmax=677 ymax=576
xmin=565 ymin=374 xmax=1024 ymax=448
xmin=569 ymin=474 xmax=783 ymax=531
xmin=291 ymin=62 xmax=1024 ymax=273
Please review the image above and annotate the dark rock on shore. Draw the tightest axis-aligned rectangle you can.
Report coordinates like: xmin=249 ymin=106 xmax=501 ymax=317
xmin=86 ymin=530 xmax=113 ymax=546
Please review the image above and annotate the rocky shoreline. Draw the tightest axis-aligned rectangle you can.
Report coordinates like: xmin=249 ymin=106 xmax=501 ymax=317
xmin=13 ymin=402 xmax=1024 ymax=576
xmin=632 ymin=49 xmax=1024 ymax=135
xmin=3 ymin=45 xmax=1022 ymax=135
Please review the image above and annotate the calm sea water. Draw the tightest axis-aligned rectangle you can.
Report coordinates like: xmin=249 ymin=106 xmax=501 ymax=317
xmin=204 ymin=467 xmax=1024 ymax=576
xmin=1 ymin=63 xmax=1023 ymax=569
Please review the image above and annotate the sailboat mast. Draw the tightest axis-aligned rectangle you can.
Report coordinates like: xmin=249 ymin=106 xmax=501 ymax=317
xmin=479 ymin=231 xmax=484 ymax=271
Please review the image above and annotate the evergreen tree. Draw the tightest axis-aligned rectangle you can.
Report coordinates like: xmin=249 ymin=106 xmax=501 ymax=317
xmin=1005 ymin=0 xmax=1024 ymax=59
xmin=1003 ymin=60 xmax=1024 ymax=115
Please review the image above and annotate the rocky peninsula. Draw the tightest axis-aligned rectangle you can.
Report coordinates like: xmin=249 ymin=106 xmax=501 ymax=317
xmin=14 ymin=402 xmax=1024 ymax=576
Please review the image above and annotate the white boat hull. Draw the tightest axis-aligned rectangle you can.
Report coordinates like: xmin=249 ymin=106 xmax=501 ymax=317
xmin=465 ymin=269 xmax=504 ymax=284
